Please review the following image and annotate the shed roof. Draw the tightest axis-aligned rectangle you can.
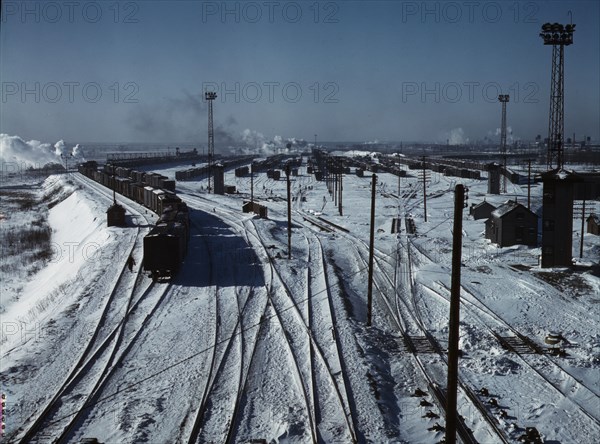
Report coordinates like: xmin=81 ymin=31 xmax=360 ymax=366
xmin=473 ymin=200 xmax=496 ymax=210
xmin=491 ymin=200 xmax=537 ymax=219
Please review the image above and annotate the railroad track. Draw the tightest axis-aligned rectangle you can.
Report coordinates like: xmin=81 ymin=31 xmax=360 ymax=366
xmin=12 ymin=174 xmax=169 ymax=443
xmin=309 ymin=235 xmax=360 ymax=442
xmin=49 ymin=281 xmax=172 ymax=443
xmin=405 ymin=233 xmax=600 ymax=441
xmin=407 ymin=228 xmax=600 ymax=408
xmin=185 ymin=216 xmax=269 ymax=443
xmin=244 ymin=208 xmax=359 ymax=441
xmin=241 ymin=219 xmax=318 ymax=443
xmin=401 ymin=236 xmax=510 ymax=444
xmin=182 ymin=192 xmax=360 ymax=442
xmin=180 ymin=194 xmax=317 ymax=442
xmin=423 ymin=279 xmax=600 ymax=428
xmin=328 ymin=229 xmax=504 ymax=443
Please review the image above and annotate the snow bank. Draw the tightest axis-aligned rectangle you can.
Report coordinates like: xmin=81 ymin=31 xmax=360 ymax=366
xmin=1 ymin=178 xmax=109 ymax=341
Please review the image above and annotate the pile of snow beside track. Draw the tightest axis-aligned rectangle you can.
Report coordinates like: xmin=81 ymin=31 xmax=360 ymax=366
xmin=1 ymin=175 xmax=135 ymax=438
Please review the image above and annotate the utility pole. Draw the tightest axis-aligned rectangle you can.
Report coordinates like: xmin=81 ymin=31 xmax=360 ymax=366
xmin=527 ymin=159 xmax=532 ymax=210
xmin=286 ymin=164 xmax=292 ymax=260
xmin=250 ymin=163 xmax=254 ymax=203
xmin=367 ymin=174 xmax=377 ymax=327
xmin=205 ymin=91 xmax=217 ymax=193
xmin=445 ymin=184 xmax=466 ymax=444
xmin=579 ymin=194 xmax=586 ymax=259
xmin=330 ymin=157 xmax=334 ymax=200
xmin=325 ymin=156 xmax=330 ymax=195
xmin=334 ymin=158 xmax=338 ymax=207
xmin=421 ymin=157 xmax=429 ymax=222
xmin=338 ymin=160 xmax=343 ymax=216
xmin=498 ymin=94 xmax=510 ymax=193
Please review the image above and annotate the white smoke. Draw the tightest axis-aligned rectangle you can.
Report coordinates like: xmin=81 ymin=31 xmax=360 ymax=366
xmin=445 ymin=128 xmax=468 ymax=145
xmin=54 ymin=140 xmax=67 ymax=156
xmin=71 ymin=144 xmax=84 ymax=158
xmin=490 ymin=126 xmax=516 ymax=144
xmin=0 ymin=134 xmax=84 ymax=170
xmin=1 ymin=134 xmax=57 ymax=168
xmin=240 ymin=129 xmax=306 ymax=156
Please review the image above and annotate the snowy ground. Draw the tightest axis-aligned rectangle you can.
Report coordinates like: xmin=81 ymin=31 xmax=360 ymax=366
xmin=1 ymin=159 xmax=598 ymax=443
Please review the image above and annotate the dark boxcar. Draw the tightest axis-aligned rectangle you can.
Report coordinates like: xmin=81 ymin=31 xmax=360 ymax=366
xmin=157 ymin=192 xmax=181 ymax=215
xmin=235 ymin=166 xmax=249 ymax=177
xmin=143 ymin=223 xmax=186 ymax=280
xmin=162 ymin=179 xmax=176 ymax=192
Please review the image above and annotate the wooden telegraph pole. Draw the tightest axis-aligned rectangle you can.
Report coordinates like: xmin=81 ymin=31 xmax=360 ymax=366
xmin=445 ymin=184 xmax=466 ymax=444
xmin=250 ymin=163 xmax=254 ymax=203
xmin=527 ymin=159 xmax=532 ymax=210
xmin=421 ymin=157 xmax=428 ymax=222
xmin=338 ymin=160 xmax=343 ymax=216
xmin=367 ymin=174 xmax=377 ymax=326
xmin=579 ymin=194 xmax=586 ymax=259
xmin=286 ymin=164 xmax=292 ymax=259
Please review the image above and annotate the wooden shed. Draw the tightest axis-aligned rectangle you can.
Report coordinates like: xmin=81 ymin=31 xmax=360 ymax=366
xmin=470 ymin=200 xmax=496 ymax=220
xmin=485 ymin=200 xmax=538 ymax=247
xmin=107 ymin=203 xmax=126 ymax=227
xmin=242 ymin=201 xmax=268 ymax=219
xmin=587 ymin=214 xmax=600 ymax=235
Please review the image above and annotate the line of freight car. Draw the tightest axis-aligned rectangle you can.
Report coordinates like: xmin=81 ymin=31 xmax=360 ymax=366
xmin=78 ymin=161 xmax=190 ymax=281
xmin=103 ymin=163 xmax=176 ymax=192
xmin=79 ymin=162 xmax=177 ymax=215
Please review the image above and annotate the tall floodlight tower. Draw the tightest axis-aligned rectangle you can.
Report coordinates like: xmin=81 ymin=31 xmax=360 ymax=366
xmin=498 ymin=94 xmax=509 ymax=193
xmin=205 ymin=91 xmax=217 ymax=193
xmin=540 ymin=21 xmax=575 ymax=170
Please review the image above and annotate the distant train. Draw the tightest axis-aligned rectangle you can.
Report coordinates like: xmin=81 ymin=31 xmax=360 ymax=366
xmin=78 ymin=161 xmax=190 ymax=281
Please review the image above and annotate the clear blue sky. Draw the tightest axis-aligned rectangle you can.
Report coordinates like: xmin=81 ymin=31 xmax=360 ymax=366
xmin=1 ymin=0 xmax=599 ymax=147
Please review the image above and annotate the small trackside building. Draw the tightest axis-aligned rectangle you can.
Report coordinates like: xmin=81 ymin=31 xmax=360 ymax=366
xmin=485 ymin=200 xmax=538 ymax=247
xmin=470 ymin=200 xmax=496 ymax=220
xmin=587 ymin=214 xmax=600 ymax=235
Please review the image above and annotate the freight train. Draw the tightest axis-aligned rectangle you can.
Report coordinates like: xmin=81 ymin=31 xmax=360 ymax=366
xmin=78 ymin=161 xmax=190 ymax=281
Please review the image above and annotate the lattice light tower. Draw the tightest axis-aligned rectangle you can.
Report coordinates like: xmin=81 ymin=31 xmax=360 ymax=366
xmin=498 ymin=94 xmax=509 ymax=193
xmin=205 ymin=91 xmax=217 ymax=193
xmin=540 ymin=22 xmax=575 ymax=170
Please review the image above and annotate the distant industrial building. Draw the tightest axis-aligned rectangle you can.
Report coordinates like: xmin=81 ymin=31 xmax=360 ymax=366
xmin=587 ymin=214 xmax=599 ymax=235
xmin=470 ymin=201 xmax=496 ymax=220
xmin=485 ymin=200 xmax=538 ymax=247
